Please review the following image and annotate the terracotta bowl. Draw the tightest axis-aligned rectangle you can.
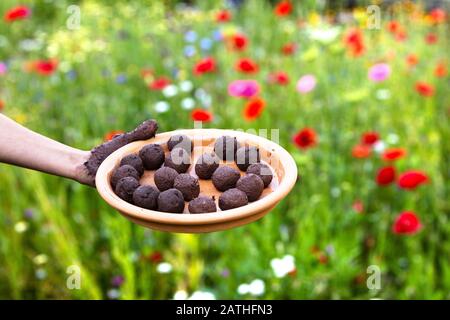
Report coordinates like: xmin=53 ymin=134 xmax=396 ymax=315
xmin=96 ymin=129 xmax=297 ymax=233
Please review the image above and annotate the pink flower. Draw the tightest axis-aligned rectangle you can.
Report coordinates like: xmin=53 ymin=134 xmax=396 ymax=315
xmin=228 ymin=80 xmax=260 ymax=98
xmin=368 ymin=63 xmax=391 ymax=82
xmin=0 ymin=62 xmax=7 ymax=75
xmin=296 ymin=75 xmax=316 ymax=94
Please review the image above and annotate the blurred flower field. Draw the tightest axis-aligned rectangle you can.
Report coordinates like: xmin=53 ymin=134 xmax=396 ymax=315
xmin=0 ymin=0 xmax=449 ymax=299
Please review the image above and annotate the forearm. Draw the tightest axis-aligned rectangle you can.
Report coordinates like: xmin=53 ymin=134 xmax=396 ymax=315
xmin=0 ymin=115 xmax=159 ymax=187
xmin=0 ymin=114 xmax=91 ymax=184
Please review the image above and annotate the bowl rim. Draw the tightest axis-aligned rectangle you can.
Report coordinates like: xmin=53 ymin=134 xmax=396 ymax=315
xmin=96 ymin=128 xmax=297 ymax=226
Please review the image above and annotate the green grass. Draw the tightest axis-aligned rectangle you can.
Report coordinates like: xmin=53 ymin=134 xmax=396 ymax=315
xmin=0 ymin=0 xmax=448 ymax=299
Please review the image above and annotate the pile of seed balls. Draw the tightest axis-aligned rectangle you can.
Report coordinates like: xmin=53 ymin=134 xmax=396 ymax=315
xmin=111 ymin=134 xmax=273 ymax=214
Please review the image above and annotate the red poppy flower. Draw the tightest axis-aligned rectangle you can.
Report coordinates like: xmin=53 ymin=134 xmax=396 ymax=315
xmin=293 ymin=128 xmax=317 ymax=150
xmin=274 ymin=1 xmax=293 ymax=16
xmin=4 ymin=5 xmax=30 ymax=22
xmin=398 ymin=170 xmax=428 ymax=190
xmin=149 ymin=251 xmax=163 ymax=263
xmin=0 ymin=99 xmax=4 ymax=112
xmin=352 ymin=144 xmax=371 ymax=159
xmin=33 ymin=59 xmax=58 ymax=76
xmin=429 ymin=8 xmax=446 ymax=24
xmin=235 ymin=58 xmax=259 ymax=73
xmin=406 ymin=54 xmax=418 ymax=67
xmin=318 ymin=253 xmax=328 ymax=265
xmin=268 ymin=71 xmax=289 ymax=85
xmin=393 ymin=211 xmax=422 ymax=235
xmin=415 ymin=81 xmax=434 ymax=97
xmin=352 ymin=200 xmax=364 ymax=213
xmin=149 ymin=77 xmax=170 ymax=90
xmin=228 ymin=33 xmax=247 ymax=51
xmin=343 ymin=28 xmax=365 ymax=57
xmin=104 ymin=130 xmax=124 ymax=142
xmin=361 ymin=131 xmax=379 ymax=146
xmin=193 ymin=57 xmax=216 ymax=75
xmin=394 ymin=30 xmax=407 ymax=42
xmin=425 ymin=33 xmax=438 ymax=44
xmin=382 ymin=148 xmax=406 ymax=161
xmin=215 ymin=10 xmax=231 ymax=23
xmin=281 ymin=42 xmax=297 ymax=55
xmin=243 ymin=97 xmax=265 ymax=121
xmin=191 ymin=109 xmax=213 ymax=122
xmin=376 ymin=166 xmax=396 ymax=186
xmin=434 ymin=62 xmax=447 ymax=78
xmin=387 ymin=21 xmax=400 ymax=33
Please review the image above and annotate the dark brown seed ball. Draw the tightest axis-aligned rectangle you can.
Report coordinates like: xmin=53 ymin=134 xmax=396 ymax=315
xmin=211 ymin=166 xmax=241 ymax=192
xmin=188 ymin=196 xmax=217 ymax=214
xmin=132 ymin=185 xmax=160 ymax=210
xmin=214 ymin=136 xmax=241 ymax=161
xmin=167 ymin=134 xmax=193 ymax=152
xmin=173 ymin=174 xmax=200 ymax=201
xmin=111 ymin=165 xmax=139 ymax=189
xmin=218 ymin=188 xmax=248 ymax=211
xmin=236 ymin=174 xmax=264 ymax=202
xmin=157 ymin=188 xmax=185 ymax=213
xmin=154 ymin=167 xmax=179 ymax=191
xmin=164 ymin=147 xmax=191 ymax=173
xmin=195 ymin=152 xmax=220 ymax=180
xmin=235 ymin=146 xmax=260 ymax=171
xmin=139 ymin=144 xmax=165 ymax=170
xmin=115 ymin=176 xmax=140 ymax=203
xmin=246 ymin=163 xmax=273 ymax=187
xmin=120 ymin=154 xmax=144 ymax=176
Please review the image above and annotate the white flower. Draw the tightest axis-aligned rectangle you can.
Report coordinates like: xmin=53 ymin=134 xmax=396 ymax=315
xmin=154 ymin=101 xmax=170 ymax=113
xmin=248 ymin=279 xmax=265 ymax=296
xmin=156 ymin=262 xmax=173 ymax=274
xmin=189 ymin=291 xmax=216 ymax=300
xmin=331 ymin=187 xmax=341 ymax=198
xmin=306 ymin=26 xmax=341 ymax=44
xmin=162 ymin=84 xmax=178 ymax=98
xmin=107 ymin=289 xmax=121 ymax=299
xmin=237 ymin=284 xmax=250 ymax=295
xmin=271 ymin=255 xmax=295 ymax=278
xmin=19 ymin=39 xmax=43 ymax=52
xmin=14 ymin=221 xmax=28 ymax=233
xmin=237 ymin=279 xmax=265 ymax=296
xmin=386 ymin=133 xmax=399 ymax=145
xmin=35 ymin=268 xmax=47 ymax=280
xmin=325 ymin=244 xmax=335 ymax=256
xmin=33 ymin=254 xmax=48 ymax=265
xmin=200 ymin=94 xmax=212 ymax=107
xmin=375 ymin=89 xmax=391 ymax=100
xmin=179 ymin=80 xmax=194 ymax=92
xmin=373 ymin=141 xmax=386 ymax=153
xmin=173 ymin=290 xmax=188 ymax=300
xmin=181 ymin=97 xmax=195 ymax=110
xmin=195 ymin=88 xmax=207 ymax=100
